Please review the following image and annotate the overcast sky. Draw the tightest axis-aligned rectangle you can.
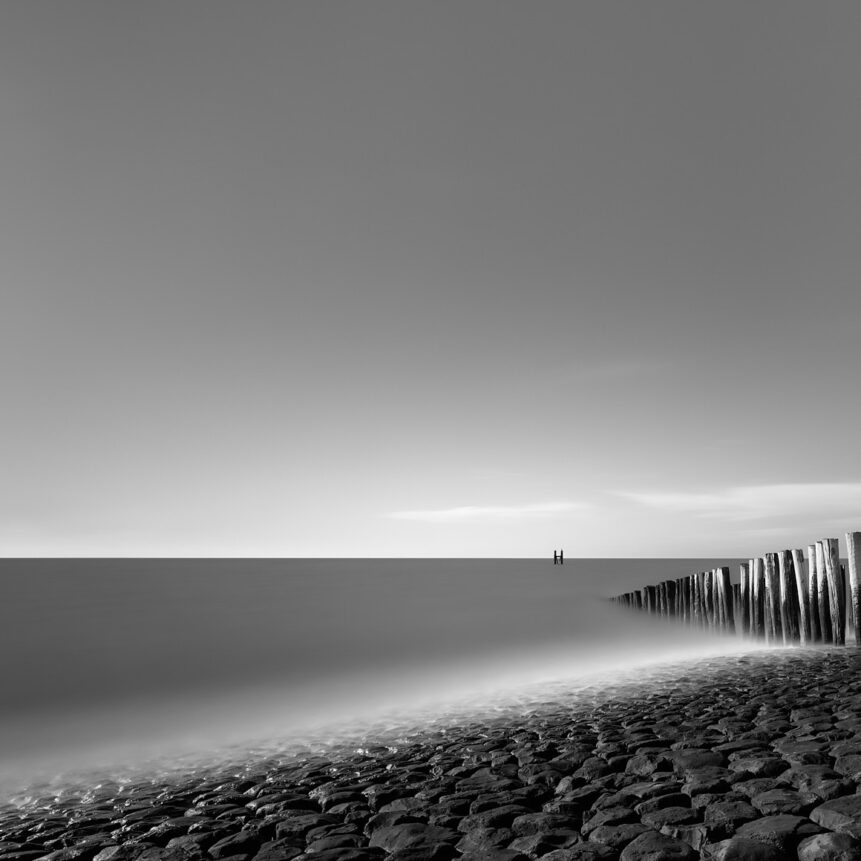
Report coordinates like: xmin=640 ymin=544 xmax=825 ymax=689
xmin=1 ymin=1 xmax=860 ymax=557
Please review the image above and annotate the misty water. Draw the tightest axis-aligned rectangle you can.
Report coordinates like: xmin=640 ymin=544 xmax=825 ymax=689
xmin=0 ymin=558 xmax=754 ymax=794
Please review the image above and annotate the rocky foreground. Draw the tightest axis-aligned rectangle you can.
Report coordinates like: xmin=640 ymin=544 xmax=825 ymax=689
xmin=7 ymin=649 xmax=861 ymax=861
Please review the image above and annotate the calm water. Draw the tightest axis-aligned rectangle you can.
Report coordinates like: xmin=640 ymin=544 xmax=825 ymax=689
xmin=0 ymin=558 xmax=748 ymax=789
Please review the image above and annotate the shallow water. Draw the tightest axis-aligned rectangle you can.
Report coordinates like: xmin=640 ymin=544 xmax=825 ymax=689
xmin=0 ymin=558 xmax=749 ymax=791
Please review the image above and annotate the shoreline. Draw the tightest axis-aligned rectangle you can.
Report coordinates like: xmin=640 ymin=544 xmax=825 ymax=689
xmin=4 ymin=648 xmax=861 ymax=860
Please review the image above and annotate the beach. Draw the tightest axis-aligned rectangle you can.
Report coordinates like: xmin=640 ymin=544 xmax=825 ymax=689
xmin=4 ymin=647 xmax=861 ymax=861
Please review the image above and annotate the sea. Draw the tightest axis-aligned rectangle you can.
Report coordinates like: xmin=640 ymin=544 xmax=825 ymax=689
xmin=0 ymin=558 xmax=756 ymax=795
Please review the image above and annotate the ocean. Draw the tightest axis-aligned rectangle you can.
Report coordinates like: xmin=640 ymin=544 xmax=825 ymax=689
xmin=0 ymin=558 xmax=752 ymax=793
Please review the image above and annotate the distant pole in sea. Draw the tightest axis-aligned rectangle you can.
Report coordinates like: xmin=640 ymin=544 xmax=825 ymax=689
xmin=847 ymin=532 xmax=861 ymax=646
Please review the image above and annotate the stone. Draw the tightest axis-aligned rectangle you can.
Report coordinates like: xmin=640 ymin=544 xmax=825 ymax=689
xmin=700 ymin=837 xmax=782 ymax=860
xmin=702 ymin=801 xmax=759 ymax=830
xmin=749 ymin=788 xmax=810 ymax=816
xmin=734 ymin=814 xmax=822 ymax=852
xmin=726 ymin=758 xmax=789 ymax=779
xmin=367 ymin=823 xmax=459 ymax=854
xmin=811 ymin=795 xmax=861 ymax=837
xmin=454 ymin=828 xmax=514 ymax=854
xmin=540 ymin=848 xmax=616 ymax=861
xmin=618 ymin=830 xmax=697 ymax=860
xmin=209 ymin=832 xmax=261 ymax=860
xmin=670 ymin=751 xmax=725 ymax=775
xmin=797 ymin=832 xmax=861 ymax=861
xmin=639 ymin=808 xmax=698 ymax=830
xmin=588 ymin=823 xmax=650 ymax=850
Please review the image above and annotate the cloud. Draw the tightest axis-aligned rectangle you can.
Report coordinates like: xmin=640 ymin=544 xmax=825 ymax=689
xmin=387 ymin=501 xmax=589 ymax=523
xmin=617 ymin=483 xmax=861 ymax=523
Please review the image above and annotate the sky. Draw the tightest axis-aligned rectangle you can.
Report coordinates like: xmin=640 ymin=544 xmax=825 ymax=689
xmin=1 ymin=1 xmax=860 ymax=557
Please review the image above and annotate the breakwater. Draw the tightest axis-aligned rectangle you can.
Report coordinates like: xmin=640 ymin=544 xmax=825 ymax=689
xmin=610 ymin=531 xmax=861 ymax=647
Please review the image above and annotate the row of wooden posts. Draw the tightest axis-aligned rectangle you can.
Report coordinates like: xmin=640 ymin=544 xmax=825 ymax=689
xmin=610 ymin=532 xmax=861 ymax=647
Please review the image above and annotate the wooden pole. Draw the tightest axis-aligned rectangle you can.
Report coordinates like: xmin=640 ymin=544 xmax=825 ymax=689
xmin=822 ymin=538 xmax=845 ymax=646
xmin=666 ymin=580 xmax=677 ymax=618
xmin=816 ymin=541 xmax=833 ymax=643
xmin=808 ymin=544 xmax=821 ymax=642
xmin=717 ymin=566 xmax=734 ymax=633
xmin=752 ymin=557 xmax=764 ymax=638
xmin=704 ymin=570 xmax=715 ymax=630
xmin=791 ymin=548 xmax=810 ymax=645
xmin=764 ymin=553 xmax=782 ymax=644
xmin=778 ymin=550 xmax=800 ymax=644
xmin=847 ymin=532 xmax=861 ymax=646
xmin=739 ymin=563 xmax=750 ymax=636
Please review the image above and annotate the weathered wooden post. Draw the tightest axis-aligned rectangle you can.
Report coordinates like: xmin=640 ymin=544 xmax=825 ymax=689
xmin=752 ymin=557 xmax=764 ymax=638
xmin=732 ymin=582 xmax=741 ymax=631
xmin=666 ymin=580 xmax=677 ymax=619
xmin=791 ymin=548 xmax=810 ymax=645
xmin=717 ymin=566 xmax=734 ymax=633
xmin=705 ymin=570 xmax=716 ymax=630
xmin=808 ymin=544 xmax=821 ymax=642
xmin=764 ymin=553 xmax=782 ymax=644
xmin=739 ymin=563 xmax=750 ymax=636
xmin=778 ymin=550 xmax=800 ymax=644
xmin=693 ymin=572 xmax=702 ymax=628
xmin=816 ymin=542 xmax=833 ymax=643
xmin=823 ymin=538 xmax=845 ymax=646
xmin=847 ymin=532 xmax=861 ymax=646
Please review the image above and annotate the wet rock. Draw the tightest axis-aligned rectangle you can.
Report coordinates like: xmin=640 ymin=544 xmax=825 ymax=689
xmin=749 ymin=788 xmax=810 ymax=816
xmin=633 ymin=795 xmax=689 ymax=816
xmin=702 ymin=801 xmax=758 ymax=831
xmin=540 ymin=846 xmax=617 ymax=861
xmin=797 ymin=831 xmax=861 ymax=861
xmin=618 ymin=830 xmax=697 ymax=861
xmin=587 ymin=823 xmax=650 ymax=851
xmin=581 ymin=808 xmax=638 ymax=836
xmin=733 ymin=814 xmax=822 ymax=852
xmin=367 ymin=823 xmax=459 ymax=854
xmin=454 ymin=827 xmax=514 ymax=854
xmin=701 ymin=836 xmax=782 ymax=860
xmin=811 ymin=795 xmax=861 ymax=837
xmin=209 ymin=831 xmax=261 ymax=859
xmin=457 ymin=806 xmax=534 ymax=832
xmin=458 ymin=851 xmax=527 ymax=861
xmin=726 ymin=758 xmax=789 ymax=780
xmin=639 ymin=808 xmax=698 ymax=831
xmin=786 ymin=765 xmax=849 ymax=800
xmin=249 ymin=839 xmax=304 ymax=861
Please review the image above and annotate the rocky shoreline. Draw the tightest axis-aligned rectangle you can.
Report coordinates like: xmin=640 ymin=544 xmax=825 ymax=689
xmin=5 ymin=649 xmax=861 ymax=861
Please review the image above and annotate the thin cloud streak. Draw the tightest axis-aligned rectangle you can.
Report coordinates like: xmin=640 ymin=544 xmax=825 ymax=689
xmin=618 ymin=483 xmax=861 ymax=522
xmin=388 ymin=501 xmax=589 ymax=523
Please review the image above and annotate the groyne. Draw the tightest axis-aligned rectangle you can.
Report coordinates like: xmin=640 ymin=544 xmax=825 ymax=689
xmin=610 ymin=531 xmax=861 ymax=647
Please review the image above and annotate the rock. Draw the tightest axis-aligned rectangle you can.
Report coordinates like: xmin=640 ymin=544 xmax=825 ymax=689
xmin=458 ymin=852 xmax=528 ymax=861
xmin=750 ymin=788 xmax=810 ymax=816
xmin=540 ymin=847 xmax=616 ymax=861
xmin=209 ymin=832 xmax=261 ymax=860
xmin=634 ymin=795 xmax=690 ymax=816
xmin=811 ymin=795 xmax=861 ymax=837
xmin=454 ymin=828 xmax=514 ymax=854
xmin=510 ymin=813 xmax=577 ymax=836
xmin=702 ymin=801 xmax=759 ymax=830
xmin=581 ymin=808 xmax=638 ymax=836
xmin=367 ymin=823 xmax=459 ymax=854
xmin=249 ymin=839 xmax=304 ymax=861
xmin=733 ymin=814 xmax=822 ymax=852
xmin=587 ymin=823 xmax=650 ymax=850
xmin=701 ymin=837 xmax=782 ymax=860
xmin=275 ymin=815 xmax=339 ymax=841
xmin=797 ymin=831 xmax=861 ymax=861
xmin=786 ymin=765 xmax=849 ymax=800
xmin=618 ymin=830 xmax=697 ymax=860
xmin=670 ymin=750 xmax=725 ymax=774
xmin=726 ymin=758 xmax=789 ymax=779
xmin=507 ymin=831 xmax=581 ymax=857
xmin=640 ymin=808 xmax=698 ymax=830
xmin=834 ymin=756 xmax=861 ymax=779
xmin=457 ymin=806 xmax=534 ymax=832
